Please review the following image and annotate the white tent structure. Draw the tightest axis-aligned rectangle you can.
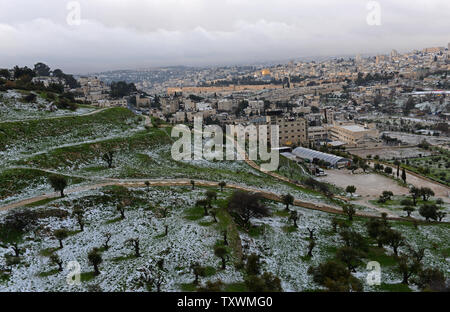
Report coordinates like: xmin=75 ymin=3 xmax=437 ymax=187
xmin=292 ymin=147 xmax=351 ymax=168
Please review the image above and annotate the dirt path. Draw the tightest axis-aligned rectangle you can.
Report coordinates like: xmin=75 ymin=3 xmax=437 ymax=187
xmin=0 ymin=178 xmax=371 ymax=219
xmin=0 ymin=108 xmax=107 ymax=124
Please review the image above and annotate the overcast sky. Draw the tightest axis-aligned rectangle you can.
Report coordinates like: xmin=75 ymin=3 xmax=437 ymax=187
xmin=0 ymin=0 xmax=449 ymax=74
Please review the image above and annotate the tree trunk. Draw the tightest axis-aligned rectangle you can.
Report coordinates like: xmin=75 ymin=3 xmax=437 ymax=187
xmin=402 ymin=273 xmax=409 ymax=285
xmin=12 ymin=244 xmax=20 ymax=257
xmin=221 ymin=257 xmax=226 ymax=270
xmin=59 ymin=240 xmax=63 ymax=249
xmin=94 ymin=264 xmax=100 ymax=276
xmin=60 ymin=189 xmax=64 ymax=198
xmin=135 ymin=244 xmax=140 ymax=257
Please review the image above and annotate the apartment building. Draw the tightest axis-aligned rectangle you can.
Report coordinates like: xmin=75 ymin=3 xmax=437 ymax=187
xmin=136 ymin=95 xmax=151 ymax=108
xmin=308 ymin=126 xmax=328 ymax=143
xmin=329 ymin=122 xmax=380 ymax=147
xmin=264 ymin=115 xmax=308 ymax=146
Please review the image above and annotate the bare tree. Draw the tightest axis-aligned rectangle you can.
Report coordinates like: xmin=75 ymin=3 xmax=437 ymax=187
xmin=306 ymin=239 xmax=316 ymax=257
xmin=102 ymin=151 xmax=115 ymax=168
xmin=196 ymin=199 xmax=209 ymax=216
xmin=117 ymin=203 xmax=126 ymax=219
xmin=0 ymin=241 xmax=21 ymax=257
xmin=72 ymin=206 xmax=85 ymax=231
xmin=125 ymin=238 xmax=141 ymax=257
xmin=136 ymin=263 xmax=166 ymax=292
xmin=307 ymin=228 xmax=315 ymax=240
xmin=49 ymin=254 xmax=63 ymax=271
xmin=102 ymin=233 xmax=112 ymax=250
xmin=223 ymin=230 xmax=228 ymax=246
xmin=343 ymin=204 xmax=356 ymax=221
xmin=289 ymin=210 xmax=299 ymax=228
xmin=54 ymin=229 xmax=69 ymax=249
xmin=210 ymin=209 xmax=218 ymax=222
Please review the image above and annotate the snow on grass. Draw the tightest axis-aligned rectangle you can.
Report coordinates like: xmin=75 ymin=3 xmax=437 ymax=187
xmin=0 ymin=185 xmax=448 ymax=292
xmin=0 ymin=90 xmax=96 ymax=122
xmin=0 ymin=187 xmax=243 ymax=291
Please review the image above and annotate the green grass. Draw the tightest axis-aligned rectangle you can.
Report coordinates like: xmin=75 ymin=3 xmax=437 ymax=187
xmin=199 ymin=220 xmax=216 ymax=227
xmin=111 ymin=254 xmax=138 ymax=262
xmin=0 ymin=168 xmax=84 ymax=200
xmin=105 ymin=217 xmax=123 ymax=224
xmin=38 ymin=269 xmax=60 ymax=277
xmin=365 ymin=247 xmax=398 ymax=267
xmin=204 ymin=266 xmax=217 ymax=277
xmin=387 ymin=154 xmax=450 ymax=186
xmin=274 ymin=210 xmax=290 ymax=217
xmin=282 ymin=225 xmax=298 ymax=233
xmin=39 ymin=247 xmax=59 ymax=257
xmin=0 ymin=272 xmax=11 ymax=283
xmin=185 ymin=204 xmax=206 ymax=221
xmin=180 ymin=283 xmax=197 ymax=292
xmin=369 ymin=196 xmax=441 ymax=209
xmin=80 ymin=272 xmax=96 ymax=282
xmin=300 ymin=254 xmax=313 ymax=261
xmin=0 ymin=107 xmax=141 ymax=152
xmin=17 ymin=128 xmax=170 ymax=169
xmin=224 ymin=282 xmax=248 ymax=292
xmin=25 ymin=197 xmax=58 ymax=208
xmin=154 ymin=232 xmax=168 ymax=239
xmin=376 ymin=283 xmax=412 ymax=292
xmin=248 ymin=225 xmax=267 ymax=237
xmin=216 ymin=200 xmax=243 ymax=263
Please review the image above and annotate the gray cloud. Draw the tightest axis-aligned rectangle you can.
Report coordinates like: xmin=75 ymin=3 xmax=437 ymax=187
xmin=0 ymin=0 xmax=449 ymax=73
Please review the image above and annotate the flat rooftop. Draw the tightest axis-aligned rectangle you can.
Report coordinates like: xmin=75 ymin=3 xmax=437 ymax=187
xmin=338 ymin=125 xmax=368 ymax=132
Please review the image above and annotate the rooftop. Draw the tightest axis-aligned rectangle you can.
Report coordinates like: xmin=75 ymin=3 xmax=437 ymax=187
xmin=338 ymin=125 xmax=368 ymax=132
xmin=292 ymin=147 xmax=350 ymax=166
